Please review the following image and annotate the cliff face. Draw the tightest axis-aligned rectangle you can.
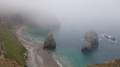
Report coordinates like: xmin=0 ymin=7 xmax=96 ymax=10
xmin=87 ymin=59 xmax=120 ymax=67
xmin=44 ymin=32 xmax=56 ymax=50
xmin=81 ymin=31 xmax=99 ymax=52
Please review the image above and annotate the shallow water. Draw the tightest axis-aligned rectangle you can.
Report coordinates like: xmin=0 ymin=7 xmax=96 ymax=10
xmin=26 ymin=22 xmax=120 ymax=67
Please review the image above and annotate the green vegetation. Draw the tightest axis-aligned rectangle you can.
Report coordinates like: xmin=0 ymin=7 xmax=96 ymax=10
xmin=0 ymin=23 xmax=26 ymax=67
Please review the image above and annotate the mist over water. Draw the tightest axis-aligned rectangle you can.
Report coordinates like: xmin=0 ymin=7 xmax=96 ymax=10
xmin=1 ymin=0 xmax=120 ymax=67
xmin=0 ymin=0 xmax=120 ymax=30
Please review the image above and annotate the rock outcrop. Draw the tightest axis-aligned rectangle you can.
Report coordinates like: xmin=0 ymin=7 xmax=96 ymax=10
xmin=87 ymin=59 xmax=120 ymax=67
xmin=81 ymin=31 xmax=99 ymax=52
xmin=44 ymin=32 xmax=56 ymax=49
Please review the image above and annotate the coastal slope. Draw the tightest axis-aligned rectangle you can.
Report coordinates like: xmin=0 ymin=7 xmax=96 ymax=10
xmin=0 ymin=23 xmax=26 ymax=67
xmin=87 ymin=59 xmax=120 ymax=67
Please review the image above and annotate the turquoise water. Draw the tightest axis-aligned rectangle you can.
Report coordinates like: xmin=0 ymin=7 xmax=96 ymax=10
xmin=26 ymin=22 xmax=120 ymax=67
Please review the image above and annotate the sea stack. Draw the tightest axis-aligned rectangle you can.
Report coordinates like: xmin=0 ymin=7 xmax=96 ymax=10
xmin=44 ymin=32 xmax=56 ymax=50
xmin=81 ymin=31 xmax=99 ymax=52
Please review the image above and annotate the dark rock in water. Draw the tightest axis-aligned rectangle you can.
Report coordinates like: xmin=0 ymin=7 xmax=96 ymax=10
xmin=103 ymin=34 xmax=116 ymax=41
xmin=81 ymin=31 xmax=99 ymax=52
xmin=44 ymin=32 xmax=56 ymax=50
xmin=111 ymin=38 xmax=116 ymax=41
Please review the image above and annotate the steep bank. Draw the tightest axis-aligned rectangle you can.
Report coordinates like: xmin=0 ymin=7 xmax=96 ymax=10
xmin=0 ymin=23 xmax=26 ymax=67
xmin=17 ymin=26 xmax=60 ymax=67
xmin=87 ymin=59 xmax=120 ymax=67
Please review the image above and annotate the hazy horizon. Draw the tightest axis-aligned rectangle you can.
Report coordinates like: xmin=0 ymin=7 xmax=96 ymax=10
xmin=0 ymin=0 xmax=120 ymax=31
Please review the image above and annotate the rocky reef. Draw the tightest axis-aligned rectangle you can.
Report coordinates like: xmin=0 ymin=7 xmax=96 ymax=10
xmin=44 ymin=32 xmax=56 ymax=50
xmin=81 ymin=31 xmax=99 ymax=52
xmin=87 ymin=59 xmax=120 ymax=67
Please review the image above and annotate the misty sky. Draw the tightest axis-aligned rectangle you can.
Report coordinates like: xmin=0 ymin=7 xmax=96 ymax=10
xmin=0 ymin=0 xmax=120 ymax=30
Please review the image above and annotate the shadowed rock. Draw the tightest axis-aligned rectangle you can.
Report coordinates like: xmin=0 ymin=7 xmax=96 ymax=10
xmin=81 ymin=31 xmax=99 ymax=52
xmin=44 ymin=32 xmax=56 ymax=50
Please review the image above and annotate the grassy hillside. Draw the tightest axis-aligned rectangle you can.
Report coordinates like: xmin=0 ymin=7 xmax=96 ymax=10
xmin=0 ymin=23 xmax=26 ymax=67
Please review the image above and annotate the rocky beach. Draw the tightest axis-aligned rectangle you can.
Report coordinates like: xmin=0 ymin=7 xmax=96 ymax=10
xmin=16 ymin=26 xmax=61 ymax=67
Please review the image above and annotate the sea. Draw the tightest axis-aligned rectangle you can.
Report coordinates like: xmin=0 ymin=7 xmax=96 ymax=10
xmin=26 ymin=21 xmax=120 ymax=67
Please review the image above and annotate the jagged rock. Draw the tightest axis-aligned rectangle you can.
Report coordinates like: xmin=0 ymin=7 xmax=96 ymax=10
xmin=44 ymin=32 xmax=56 ymax=50
xmin=81 ymin=31 xmax=99 ymax=52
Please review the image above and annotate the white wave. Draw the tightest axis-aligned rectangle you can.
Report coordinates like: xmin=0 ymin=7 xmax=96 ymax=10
xmin=52 ymin=54 xmax=63 ymax=67
xmin=57 ymin=60 xmax=63 ymax=67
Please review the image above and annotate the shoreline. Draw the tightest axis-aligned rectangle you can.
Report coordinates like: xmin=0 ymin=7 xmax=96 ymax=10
xmin=26 ymin=29 xmax=65 ymax=67
xmin=26 ymin=33 xmax=65 ymax=67
xmin=16 ymin=25 xmax=63 ymax=67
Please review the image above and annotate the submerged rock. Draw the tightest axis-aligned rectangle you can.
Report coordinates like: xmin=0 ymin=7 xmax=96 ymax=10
xmin=44 ymin=32 xmax=56 ymax=50
xmin=81 ymin=31 xmax=99 ymax=52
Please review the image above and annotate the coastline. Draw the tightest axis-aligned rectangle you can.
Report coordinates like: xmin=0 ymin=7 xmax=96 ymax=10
xmin=16 ymin=25 xmax=62 ymax=67
xmin=26 ymin=32 xmax=66 ymax=67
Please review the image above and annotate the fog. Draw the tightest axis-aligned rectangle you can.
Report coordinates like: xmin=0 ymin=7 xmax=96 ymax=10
xmin=0 ymin=0 xmax=120 ymax=31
